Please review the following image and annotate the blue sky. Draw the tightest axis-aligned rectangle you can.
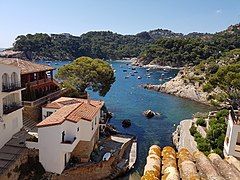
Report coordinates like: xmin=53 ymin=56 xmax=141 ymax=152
xmin=0 ymin=0 xmax=239 ymax=47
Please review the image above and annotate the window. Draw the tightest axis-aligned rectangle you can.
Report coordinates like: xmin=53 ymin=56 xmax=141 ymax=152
xmin=77 ymin=127 xmax=79 ymax=132
xmin=46 ymin=111 xmax=53 ymax=117
xmin=95 ymin=117 xmax=97 ymax=125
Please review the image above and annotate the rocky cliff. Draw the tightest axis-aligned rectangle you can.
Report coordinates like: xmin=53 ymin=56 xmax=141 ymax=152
xmin=143 ymin=68 xmax=225 ymax=106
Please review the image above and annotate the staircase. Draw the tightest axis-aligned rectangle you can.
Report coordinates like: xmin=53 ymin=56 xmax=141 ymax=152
xmin=23 ymin=118 xmax=38 ymax=132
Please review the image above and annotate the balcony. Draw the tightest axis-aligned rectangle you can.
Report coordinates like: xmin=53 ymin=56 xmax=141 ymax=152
xmin=3 ymin=102 xmax=23 ymax=115
xmin=60 ymin=137 xmax=77 ymax=152
xmin=2 ymin=82 xmax=23 ymax=92
xmin=27 ymin=78 xmax=53 ymax=87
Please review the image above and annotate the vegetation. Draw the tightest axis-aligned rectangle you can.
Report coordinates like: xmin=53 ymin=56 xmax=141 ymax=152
xmin=12 ymin=23 xmax=240 ymax=68
xmin=192 ymin=48 xmax=240 ymax=107
xmin=13 ymin=29 xmax=181 ymax=60
xmin=56 ymin=57 xmax=115 ymax=96
xmin=190 ymin=109 xmax=228 ymax=157
xmin=196 ymin=117 xmax=206 ymax=127
xmin=140 ymin=24 xmax=240 ymax=67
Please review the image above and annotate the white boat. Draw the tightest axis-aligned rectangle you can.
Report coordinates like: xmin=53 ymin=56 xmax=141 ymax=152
xmin=102 ymin=152 xmax=111 ymax=161
xmin=137 ymin=76 xmax=142 ymax=79
xmin=125 ymin=76 xmax=130 ymax=79
xmin=147 ymin=76 xmax=151 ymax=78
xmin=146 ymin=68 xmax=150 ymax=71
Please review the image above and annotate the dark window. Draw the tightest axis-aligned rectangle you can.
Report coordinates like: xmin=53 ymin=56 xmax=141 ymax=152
xmin=46 ymin=111 xmax=53 ymax=117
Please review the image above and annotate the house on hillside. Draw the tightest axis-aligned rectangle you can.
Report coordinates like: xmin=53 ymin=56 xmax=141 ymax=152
xmin=0 ymin=61 xmax=25 ymax=149
xmin=0 ymin=58 xmax=66 ymax=120
xmin=26 ymin=97 xmax=108 ymax=174
xmin=224 ymin=108 xmax=240 ymax=158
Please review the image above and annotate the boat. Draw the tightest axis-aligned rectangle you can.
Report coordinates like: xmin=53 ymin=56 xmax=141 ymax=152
xmin=45 ymin=60 xmax=52 ymax=63
xmin=54 ymin=62 xmax=58 ymax=65
xmin=146 ymin=68 xmax=150 ymax=71
xmin=123 ymin=69 xmax=127 ymax=72
xmin=132 ymin=67 xmax=136 ymax=70
xmin=137 ymin=76 xmax=142 ymax=79
xmin=128 ymin=139 xmax=137 ymax=169
xmin=159 ymin=78 xmax=163 ymax=81
xmin=147 ymin=76 xmax=151 ymax=78
xmin=48 ymin=63 xmax=51 ymax=66
xmin=125 ymin=76 xmax=130 ymax=79
xmin=130 ymin=73 xmax=135 ymax=76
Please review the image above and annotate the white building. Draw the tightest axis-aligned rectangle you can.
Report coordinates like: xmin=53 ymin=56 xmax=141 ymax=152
xmin=0 ymin=62 xmax=24 ymax=149
xmin=26 ymin=97 xmax=104 ymax=174
xmin=224 ymin=109 xmax=240 ymax=158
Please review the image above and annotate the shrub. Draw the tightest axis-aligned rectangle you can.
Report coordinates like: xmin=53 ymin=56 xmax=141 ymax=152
xmin=196 ymin=117 xmax=206 ymax=127
xmin=197 ymin=138 xmax=211 ymax=153
xmin=189 ymin=124 xmax=197 ymax=136
xmin=213 ymin=148 xmax=224 ymax=158
xmin=203 ymin=82 xmax=214 ymax=92
xmin=216 ymin=109 xmax=229 ymax=119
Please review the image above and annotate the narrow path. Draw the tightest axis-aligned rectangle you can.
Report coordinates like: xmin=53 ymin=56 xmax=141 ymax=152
xmin=179 ymin=119 xmax=197 ymax=153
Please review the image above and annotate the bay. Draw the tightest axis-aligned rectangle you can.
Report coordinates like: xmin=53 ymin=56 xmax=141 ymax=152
xmin=38 ymin=59 xmax=213 ymax=177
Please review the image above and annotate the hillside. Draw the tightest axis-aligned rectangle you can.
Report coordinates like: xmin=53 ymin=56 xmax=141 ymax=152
xmin=10 ymin=29 xmax=182 ymax=61
xmin=145 ymin=48 xmax=240 ymax=107
xmin=136 ymin=24 xmax=240 ymax=67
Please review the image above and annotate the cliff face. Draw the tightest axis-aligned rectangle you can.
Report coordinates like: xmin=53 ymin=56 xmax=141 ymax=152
xmin=144 ymin=68 xmax=224 ymax=106
xmin=159 ymin=70 xmax=209 ymax=104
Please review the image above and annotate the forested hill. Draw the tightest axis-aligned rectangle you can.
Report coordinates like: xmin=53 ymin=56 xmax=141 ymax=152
xmin=9 ymin=23 xmax=240 ymax=67
xmin=137 ymin=24 xmax=240 ymax=67
xmin=12 ymin=29 xmax=181 ymax=60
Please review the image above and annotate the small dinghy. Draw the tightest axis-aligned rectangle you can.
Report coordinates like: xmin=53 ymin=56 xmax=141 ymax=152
xmin=137 ymin=76 xmax=142 ymax=79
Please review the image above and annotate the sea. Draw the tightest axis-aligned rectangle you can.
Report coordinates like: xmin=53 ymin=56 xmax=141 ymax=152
xmin=38 ymin=59 xmax=213 ymax=178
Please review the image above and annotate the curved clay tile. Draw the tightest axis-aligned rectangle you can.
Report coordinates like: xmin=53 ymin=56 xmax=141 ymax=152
xmin=161 ymin=146 xmax=180 ymax=180
xmin=142 ymin=145 xmax=161 ymax=180
xmin=209 ymin=153 xmax=240 ymax=180
xmin=178 ymin=148 xmax=200 ymax=180
xmin=193 ymin=151 xmax=224 ymax=180
xmin=225 ymin=156 xmax=240 ymax=172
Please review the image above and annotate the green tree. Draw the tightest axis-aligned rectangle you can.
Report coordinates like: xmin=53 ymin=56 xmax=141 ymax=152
xmin=56 ymin=57 xmax=115 ymax=96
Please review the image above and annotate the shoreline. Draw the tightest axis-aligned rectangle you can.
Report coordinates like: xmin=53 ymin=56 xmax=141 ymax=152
xmin=142 ymin=64 xmax=183 ymax=70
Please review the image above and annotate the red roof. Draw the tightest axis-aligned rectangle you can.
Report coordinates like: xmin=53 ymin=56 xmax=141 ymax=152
xmin=37 ymin=97 xmax=104 ymax=127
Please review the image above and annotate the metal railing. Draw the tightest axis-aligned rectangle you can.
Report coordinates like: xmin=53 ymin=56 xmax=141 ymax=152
xmin=3 ymin=102 xmax=23 ymax=115
xmin=22 ymin=88 xmax=68 ymax=107
xmin=2 ymin=82 xmax=22 ymax=92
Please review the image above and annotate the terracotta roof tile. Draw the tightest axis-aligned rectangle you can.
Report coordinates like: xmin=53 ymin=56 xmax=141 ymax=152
xmin=0 ymin=58 xmax=54 ymax=74
xmin=37 ymin=97 xmax=104 ymax=127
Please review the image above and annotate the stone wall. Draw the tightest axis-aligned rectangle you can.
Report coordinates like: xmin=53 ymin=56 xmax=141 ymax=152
xmin=52 ymin=156 xmax=116 ymax=180
xmin=71 ymin=128 xmax=99 ymax=162
xmin=23 ymin=106 xmax=42 ymax=121
xmin=0 ymin=149 xmax=39 ymax=180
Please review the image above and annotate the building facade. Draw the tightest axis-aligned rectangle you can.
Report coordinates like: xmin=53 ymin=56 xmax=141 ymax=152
xmin=224 ymin=109 xmax=240 ymax=158
xmin=0 ymin=63 xmax=24 ymax=149
xmin=0 ymin=58 xmax=64 ymax=120
xmin=26 ymin=97 xmax=104 ymax=174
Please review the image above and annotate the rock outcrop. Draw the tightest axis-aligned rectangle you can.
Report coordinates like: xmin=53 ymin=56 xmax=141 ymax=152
xmin=143 ymin=68 xmax=226 ymax=106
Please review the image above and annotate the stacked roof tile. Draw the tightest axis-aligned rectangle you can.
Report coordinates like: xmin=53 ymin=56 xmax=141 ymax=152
xmin=37 ymin=97 xmax=104 ymax=127
xmin=0 ymin=58 xmax=54 ymax=74
xmin=142 ymin=145 xmax=240 ymax=180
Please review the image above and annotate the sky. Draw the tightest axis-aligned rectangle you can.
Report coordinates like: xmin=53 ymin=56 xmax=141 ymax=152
xmin=0 ymin=0 xmax=240 ymax=47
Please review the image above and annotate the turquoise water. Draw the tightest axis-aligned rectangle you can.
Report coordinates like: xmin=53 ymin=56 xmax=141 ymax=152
xmin=39 ymin=60 xmax=212 ymax=175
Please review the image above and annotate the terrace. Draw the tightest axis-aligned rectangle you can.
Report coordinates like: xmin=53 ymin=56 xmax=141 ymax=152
xmin=2 ymin=82 xmax=23 ymax=92
xmin=3 ymin=102 xmax=23 ymax=115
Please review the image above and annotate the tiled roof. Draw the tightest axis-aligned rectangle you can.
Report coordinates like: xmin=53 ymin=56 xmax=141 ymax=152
xmin=0 ymin=58 xmax=54 ymax=74
xmin=142 ymin=145 xmax=240 ymax=180
xmin=37 ymin=97 xmax=104 ymax=127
